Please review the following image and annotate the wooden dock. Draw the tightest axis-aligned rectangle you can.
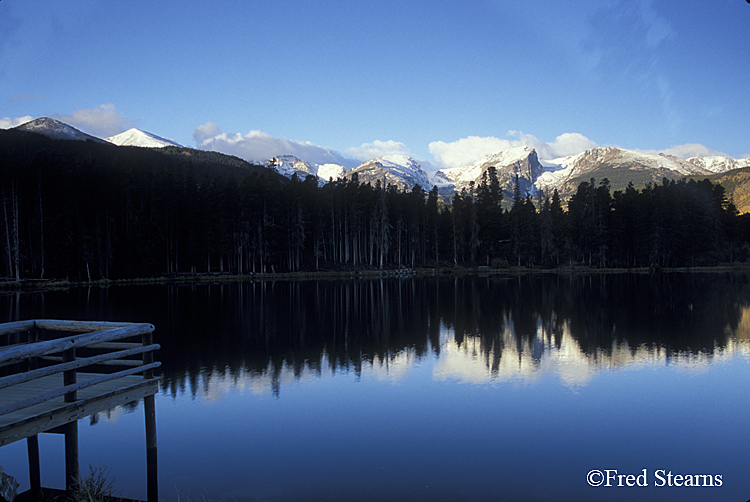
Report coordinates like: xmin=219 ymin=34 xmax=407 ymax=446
xmin=0 ymin=320 xmax=160 ymax=501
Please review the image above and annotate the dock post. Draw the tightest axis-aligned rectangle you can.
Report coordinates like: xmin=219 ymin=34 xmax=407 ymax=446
xmin=27 ymin=328 xmax=42 ymax=497
xmin=143 ymin=329 xmax=158 ymax=502
xmin=64 ymin=421 xmax=79 ymax=491
xmin=63 ymin=346 xmax=79 ymax=491
xmin=145 ymin=394 xmax=158 ymax=502
xmin=27 ymin=434 xmax=41 ymax=497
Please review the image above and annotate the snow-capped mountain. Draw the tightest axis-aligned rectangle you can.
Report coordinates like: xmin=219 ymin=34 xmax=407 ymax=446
xmin=268 ymin=155 xmax=315 ymax=178
xmin=268 ymin=154 xmax=450 ymax=192
xmin=345 ymin=154 xmax=435 ymax=190
xmin=687 ymin=155 xmax=750 ymax=174
xmin=106 ymin=128 xmax=181 ymax=148
xmin=12 ymin=117 xmax=750 ymax=199
xmin=535 ymin=147 xmax=721 ymax=193
xmin=267 ymin=155 xmax=346 ymax=184
xmin=267 ymin=154 xmax=452 ymax=193
xmin=13 ymin=117 xmax=106 ymax=143
xmin=438 ymin=146 xmax=544 ymax=197
xmin=267 ymin=145 xmax=750 ymax=199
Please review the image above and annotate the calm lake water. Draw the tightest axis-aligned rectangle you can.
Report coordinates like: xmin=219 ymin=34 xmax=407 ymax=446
xmin=2 ymin=273 xmax=750 ymax=501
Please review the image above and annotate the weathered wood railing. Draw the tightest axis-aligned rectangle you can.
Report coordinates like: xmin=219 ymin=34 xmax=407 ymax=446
xmin=0 ymin=320 xmax=160 ymax=501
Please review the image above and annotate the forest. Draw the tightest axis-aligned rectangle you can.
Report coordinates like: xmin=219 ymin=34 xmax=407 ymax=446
xmin=2 ymin=129 xmax=749 ymax=282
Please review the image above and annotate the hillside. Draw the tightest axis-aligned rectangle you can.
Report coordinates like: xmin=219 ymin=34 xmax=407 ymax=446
xmin=0 ymin=128 xmax=279 ymax=181
xmin=708 ymin=167 xmax=750 ymax=214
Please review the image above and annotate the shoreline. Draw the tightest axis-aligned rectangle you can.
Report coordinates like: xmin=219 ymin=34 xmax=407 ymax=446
xmin=3 ymin=264 xmax=750 ymax=292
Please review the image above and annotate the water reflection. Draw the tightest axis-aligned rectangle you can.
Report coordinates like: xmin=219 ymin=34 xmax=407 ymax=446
xmin=10 ymin=274 xmax=746 ymax=399
xmin=4 ymin=274 xmax=750 ymax=501
xmin=4 ymin=274 xmax=750 ymax=400
xmin=156 ymin=274 xmax=750 ymax=395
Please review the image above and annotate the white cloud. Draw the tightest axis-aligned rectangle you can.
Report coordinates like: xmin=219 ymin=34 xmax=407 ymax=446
xmin=193 ymin=121 xmax=221 ymax=144
xmin=0 ymin=115 xmax=34 ymax=129
xmin=429 ymin=132 xmax=599 ymax=168
xmin=346 ymin=140 xmax=412 ymax=160
xmin=55 ymin=104 xmax=134 ymax=138
xmin=545 ymin=133 xmax=600 ymax=158
xmin=643 ymin=143 xmax=730 ymax=160
xmin=194 ymin=123 xmax=359 ymax=167
xmin=429 ymin=136 xmax=515 ymax=169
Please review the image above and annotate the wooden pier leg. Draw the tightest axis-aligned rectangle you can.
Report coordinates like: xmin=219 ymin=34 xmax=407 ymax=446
xmin=63 ymin=347 xmax=77 ymax=402
xmin=27 ymin=434 xmax=41 ymax=497
xmin=144 ymin=394 xmax=158 ymax=502
xmin=64 ymin=421 xmax=79 ymax=492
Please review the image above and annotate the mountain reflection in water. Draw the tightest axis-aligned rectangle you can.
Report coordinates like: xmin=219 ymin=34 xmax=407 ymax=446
xmin=4 ymin=274 xmax=749 ymax=396
xmin=174 ymin=274 xmax=747 ymax=393
xmin=3 ymin=273 xmax=750 ymax=502
xmin=14 ymin=273 xmax=735 ymax=399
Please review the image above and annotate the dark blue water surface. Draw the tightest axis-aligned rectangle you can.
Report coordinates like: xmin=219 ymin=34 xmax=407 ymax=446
xmin=2 ymin=273 xmax=750 ymax=501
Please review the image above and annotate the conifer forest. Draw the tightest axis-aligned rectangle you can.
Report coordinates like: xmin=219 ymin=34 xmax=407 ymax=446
xmin=1 ymin=130 xmax=749 ymax=282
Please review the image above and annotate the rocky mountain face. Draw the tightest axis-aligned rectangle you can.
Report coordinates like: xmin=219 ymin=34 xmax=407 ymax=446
xmin=438 ymin=146 xmax=544 ymax=198
xmin=13 ymin=117 xmax=106 ymax=143
xmin=268 ymin=145 xmax=749 ymax=203
xmin=268 ymin=155 xmax=317 ymax=178
xmin=533 ymin=147 xmax=739 ymax=197
xmin=344 ymin=154 xmax=434 ymax=190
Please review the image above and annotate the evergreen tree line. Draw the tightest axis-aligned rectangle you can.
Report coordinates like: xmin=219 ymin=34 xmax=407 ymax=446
xmin=2 ymin=131 xmax=749 ymax=281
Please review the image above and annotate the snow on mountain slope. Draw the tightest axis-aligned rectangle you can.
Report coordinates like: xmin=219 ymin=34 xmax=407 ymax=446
xmin=268 ymin=155 xmax=346 ymax=184
xmin=436 ymin=146 xmax=544 ymax=197
xmin=535 ymin=147 xmax=716 ymax=192
xmin=13 ymin=117 xmax=106 ymax=143
xmin=426 ymin=170 xmax=456 ymax=194
xmin=268 ymin=155 xmax=316 ymax=178
xmin=439 ymin=146 xmax=536 ymax=185
xmin=687 ymin=156 xmax=750 ymax=173
xmin=267 ymin=153 xmax=440 ymax=191
xmin=106 ymin=128 xmax=181 ymax=148
xmin=17 ymin=116 xmax=748 ymax=196
xmin=346 ymin=154 xmax=434 ymax=190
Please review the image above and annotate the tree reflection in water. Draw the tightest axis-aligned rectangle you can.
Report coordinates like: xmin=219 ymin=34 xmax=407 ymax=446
xmin=3 ymin=273 xmax=750 ymax=397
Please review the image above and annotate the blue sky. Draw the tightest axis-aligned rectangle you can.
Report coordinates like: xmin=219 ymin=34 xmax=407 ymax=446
xmin=1 ymin=0 xmax=748 ymax=168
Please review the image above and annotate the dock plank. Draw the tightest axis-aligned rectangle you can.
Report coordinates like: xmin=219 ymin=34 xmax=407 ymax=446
xmin=0 ymin=319 xmax=160 ymax=500
xmin=0 ymin=372 xmax=160 ymax=446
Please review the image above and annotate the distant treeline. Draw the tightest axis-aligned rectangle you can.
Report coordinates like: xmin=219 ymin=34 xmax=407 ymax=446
xmin=1 ymin=130 xmax=749 ymax=281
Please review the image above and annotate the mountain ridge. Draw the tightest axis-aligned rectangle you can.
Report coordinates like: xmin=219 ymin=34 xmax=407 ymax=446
xmin=10 ymin=117 xmax=750 ymax=201
xmin=14 ymin=117 xmax=107 ymax=143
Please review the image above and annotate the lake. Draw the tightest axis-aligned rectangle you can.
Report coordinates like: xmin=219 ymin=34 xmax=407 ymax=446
xmin=2 ymin=273 xmax=750 ymax=501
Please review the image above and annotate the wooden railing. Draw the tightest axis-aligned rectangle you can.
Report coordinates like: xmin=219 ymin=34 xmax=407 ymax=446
xmin=0 ymin=320 xmax=160 ymax=501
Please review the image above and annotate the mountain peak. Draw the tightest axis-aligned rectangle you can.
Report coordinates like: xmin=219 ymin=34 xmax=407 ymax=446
xmin=378 ymin=153 xmax=417 ymax=164
xmin=349 ymin=155 xmax=432 ymax=189
xmin=438 ymin=146 xmax=542 ymax=196
xmin=106 ymin=128 xmax=181 ymax=148
xmin=14 ymin=117 xmax=106 ymax=143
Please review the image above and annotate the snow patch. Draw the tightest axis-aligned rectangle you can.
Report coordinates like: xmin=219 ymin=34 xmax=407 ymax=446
xmin=106 ymin=128 xmax=181 ymax=148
